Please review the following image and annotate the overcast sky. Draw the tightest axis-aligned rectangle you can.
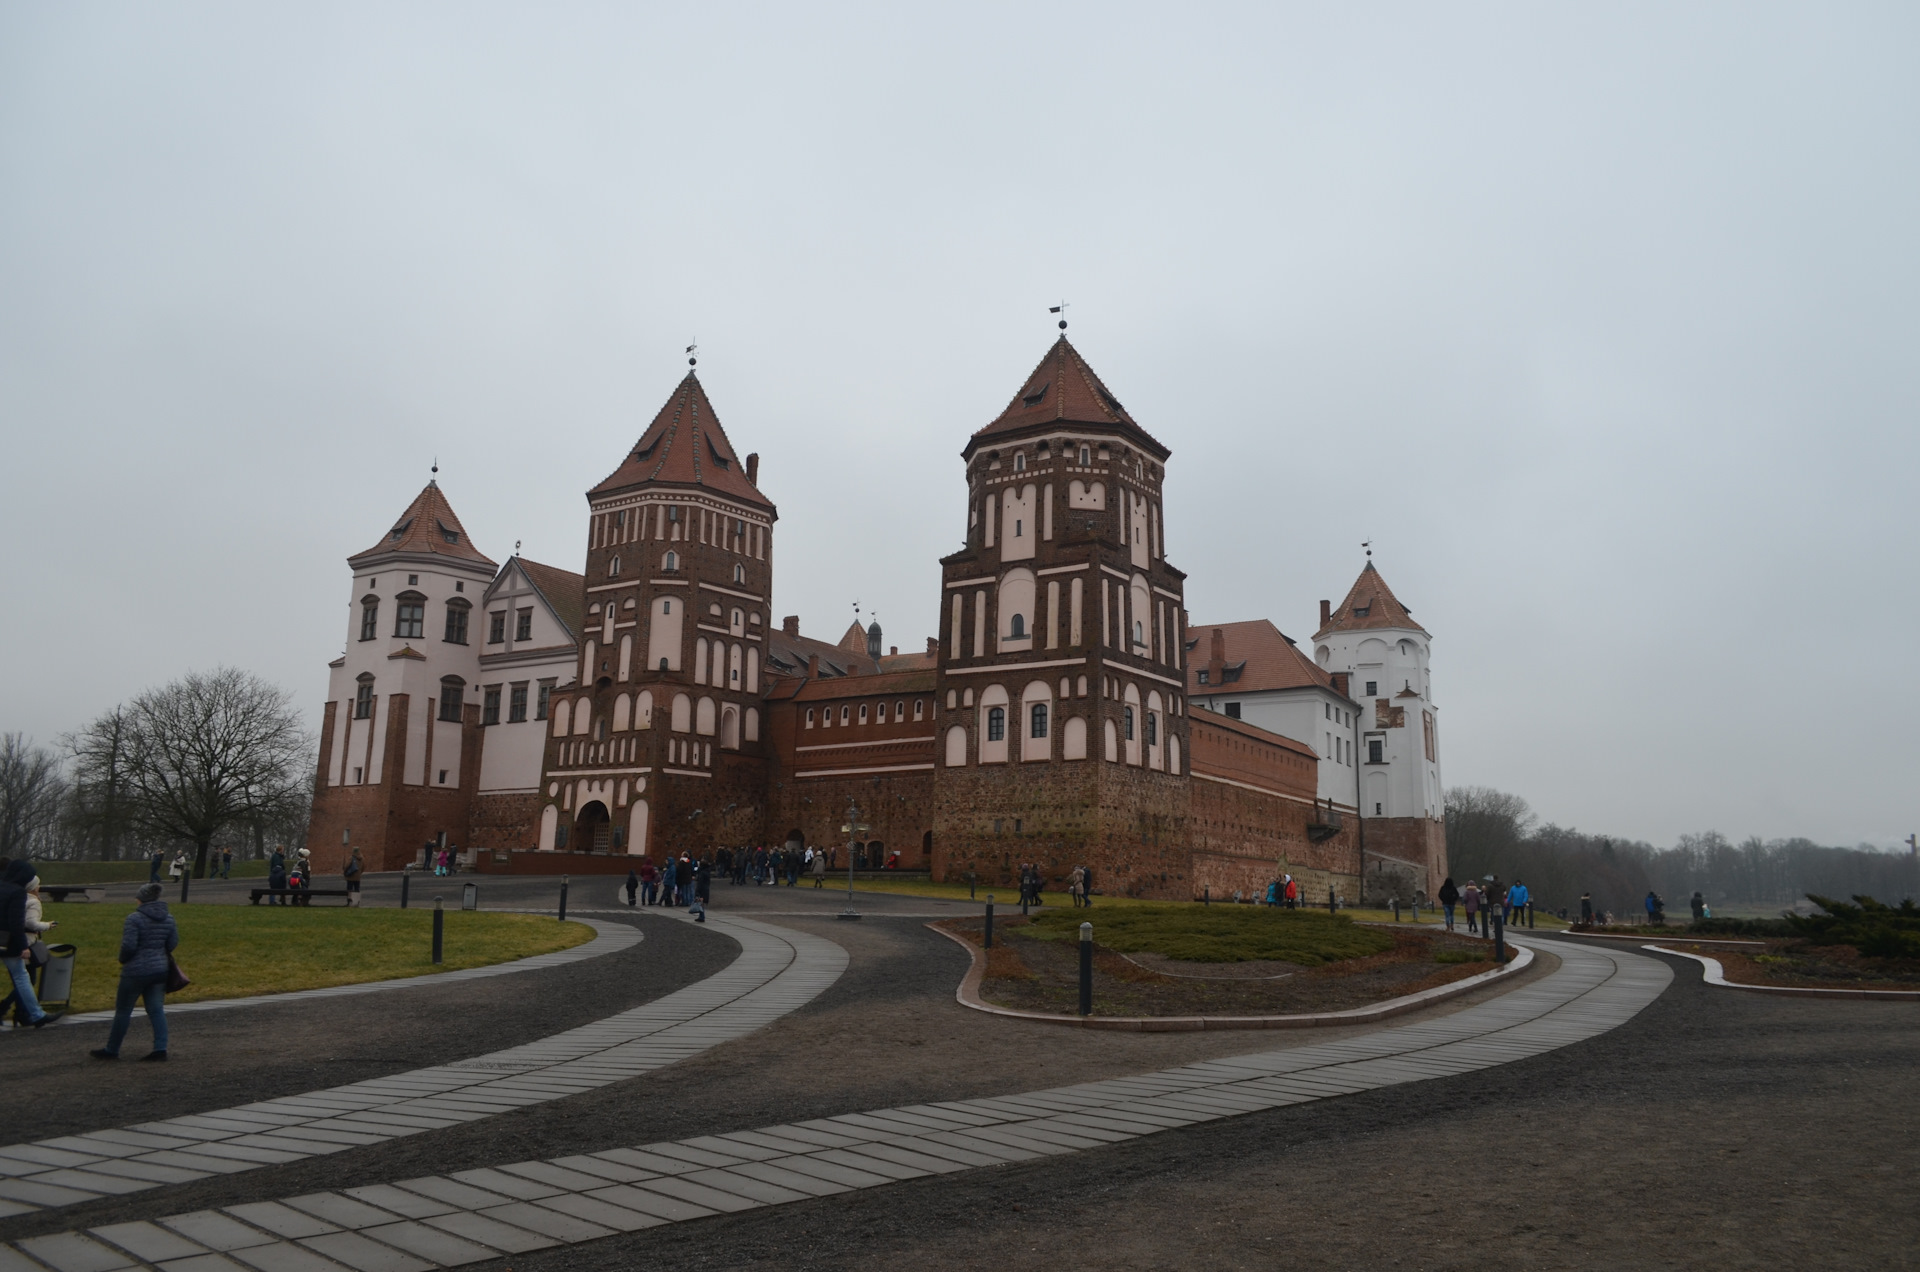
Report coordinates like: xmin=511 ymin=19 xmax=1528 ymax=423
xmin=3 ymin=3 xmax=1915 ymax=849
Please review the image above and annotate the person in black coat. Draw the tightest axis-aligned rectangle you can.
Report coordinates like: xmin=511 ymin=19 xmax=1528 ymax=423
xmin=624 ymin=868 xmax=639 ymax=907
xmin=1437 ymin=877 xmax=1460 ymax=931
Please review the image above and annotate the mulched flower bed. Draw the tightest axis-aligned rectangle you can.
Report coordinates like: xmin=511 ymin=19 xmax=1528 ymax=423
xmin=1654 ymin=938 xmax=1920 ymax=990
xmin=940 ymin=918 xmax=1504 ymax=1017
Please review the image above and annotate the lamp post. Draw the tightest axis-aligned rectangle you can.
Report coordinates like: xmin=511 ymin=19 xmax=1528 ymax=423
xmin=838 ymin=801 xmax=870 ymax=921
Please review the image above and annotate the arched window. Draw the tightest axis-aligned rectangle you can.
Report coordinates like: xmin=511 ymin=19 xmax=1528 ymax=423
xmin=395 ymin=593 xmax=425 ymax=639
xmin=1009 ymin=613 xmax=1026 ymax=638
xmin=442 ymin=598 xmax=470 ymax=644
xmin=353 ymin=674 xmax=374 ymax=719
xmin=608 ymin=556 xmax=621 ymax=577
xmin=733 ymin=563 xmax=745 ymax=583
xmin=1030 ymin=702 xmax=1048 ymax=738
xmin=858 ymin=704 xmax=869 ymax=724
xmin=663 ymin=550 xmax=679 ymax=571
xmin=806 ymin=707 xmax=816 ymax=727
xmin=438 ymin=676 xmax=465 ymax=722
xmin=1133 ymin=619 xmax=1144 ymax=646
xmin=359 ymin=599 xmax=379 ymax=642
xmin=986 ymin=707 xmax=1005 ymax=742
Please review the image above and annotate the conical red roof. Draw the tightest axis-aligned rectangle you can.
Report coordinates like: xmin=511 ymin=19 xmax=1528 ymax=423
xmin=349 ymin=482 xmax=496 ymax=569
xmin=591 ymin=373 xmax=773 ymax=510
xmin=1315 ymin=562 xmax=1427 ymax=638
xmin=965 ymin=337 xmax=1169 ymax=460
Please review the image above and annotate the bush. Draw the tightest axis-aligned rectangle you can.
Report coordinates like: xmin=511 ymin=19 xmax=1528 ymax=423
xmin=1690 ymin=916 xmax=1795 ymax=938
xmin=1786 ymin=895 xmax=1920 ymax=960
xmin=1024 ymin=905 xmax=1393 ymax=965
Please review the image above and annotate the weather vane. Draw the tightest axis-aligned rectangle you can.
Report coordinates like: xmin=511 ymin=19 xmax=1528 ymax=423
xmin=686 ymin=341 xmax=697 ymax=369
xmin=1050 ymin=301 xmax=1069 ymax=331
xmin=431 ymin=456 xmax=439 ymax=476
xmin=1362 ymin=538 xmax=1373 ymax=560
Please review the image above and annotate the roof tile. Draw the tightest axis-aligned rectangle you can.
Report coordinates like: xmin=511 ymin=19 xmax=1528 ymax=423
xmin=589 ymin=374 xmax=773 ymax=509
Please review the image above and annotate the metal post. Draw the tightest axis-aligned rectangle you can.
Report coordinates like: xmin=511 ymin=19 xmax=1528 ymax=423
xmin=1493 ymin=908 xmax=1506 ymax=963
xmin=180 ymin=870 xmax=189 ymax=905
xmin=432 ymin=896 xmax=444 ymax=964
xmin=401 ymin=871 xmax=411 ymax=909
xmin=1392 ymin=898 xmax=1400 ymax=922
xmin=1203 ymin=886 xmax=1210 ymax=907
xmin=1527 ymin=901 xmax=1534 ymax=930
xmin=1329 ymin=886 xmax=1336 ymax=914
xmin=1078 ymin=922 xmax=1093 ymax=1016
xmin=984 ymin=896 xmax=995 ymax=949
xmin=558 ymin=875 xmax=569 ymax=922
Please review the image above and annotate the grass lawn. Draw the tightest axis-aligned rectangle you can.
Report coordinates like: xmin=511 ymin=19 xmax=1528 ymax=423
xmin=1022 ymin=903 xmax=1395 ymax=965
xmin=32 ymin=906 xmax=593 ymax=1014
xmin=842 ymin=877 xmax=1165 ymax=909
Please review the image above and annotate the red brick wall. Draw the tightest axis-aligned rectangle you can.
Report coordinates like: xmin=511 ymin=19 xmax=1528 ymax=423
xmin=1187 ymin=711 xmax=1359 ymax=903
xmin=307 ymin=695 xmax=483 ymax=875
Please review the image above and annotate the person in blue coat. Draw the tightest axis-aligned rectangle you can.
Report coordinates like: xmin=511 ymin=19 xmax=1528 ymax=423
xmin=91 ymin=883 xmax=178 ymax=1060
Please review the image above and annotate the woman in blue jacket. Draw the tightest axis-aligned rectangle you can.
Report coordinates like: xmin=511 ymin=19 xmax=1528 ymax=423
xmin=90 ymin=883 xmax=178 ymax=1061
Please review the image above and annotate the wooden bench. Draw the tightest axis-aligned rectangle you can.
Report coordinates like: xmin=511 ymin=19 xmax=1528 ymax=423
xmin=249 ymin=887 xmax=353 ymax=906
xmin=41 ymin=886 xmax=106 ymax=903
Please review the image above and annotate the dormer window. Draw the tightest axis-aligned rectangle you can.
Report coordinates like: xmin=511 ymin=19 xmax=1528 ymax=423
xmin=708 ymin=441 xmax=730 ymax=469
xmin=1021 ymin=382 xmax=1048 ymax=406
xmin=437 ymin=520 xmax=460 ymax=545
xmin=388 ymin=519 xmax=412 ymax=542
xmin=633 ymin=441 xmax=655 ymax=462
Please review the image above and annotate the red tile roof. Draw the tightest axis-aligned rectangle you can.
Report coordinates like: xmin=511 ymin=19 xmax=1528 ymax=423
xmin=1190 ymin=705 xmax=1320 ymax=760
xmin=514 ymin=558 xmax=586 ymax=643
xmin=590 ymin=373 xmax=774 ymax=510
xmin=1314 ymin=562 xmax=1428 ymax=639
xmin=965 ymin=337 xmax=1170 ymax=461
xmin=350 ymin=482 xmax=497 ymax=569
xmin=1185 ymin=619 xmax=1344 ymax=697
xmin=783 ymin=667 xmax=938 ymax=701
xmin=765 ymin=628 xmax=882 ymax=680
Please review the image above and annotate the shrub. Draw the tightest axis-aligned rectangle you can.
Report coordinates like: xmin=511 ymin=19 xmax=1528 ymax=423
xmin=1023 ymin=905 xmax=1393 ymax=965
xmin=1786 ymin=895 xmax=1920 ymax=960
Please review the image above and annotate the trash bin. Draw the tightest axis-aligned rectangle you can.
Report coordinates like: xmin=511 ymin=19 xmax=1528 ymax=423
xmin=37 ymin=944 xmax=77 ymax=1014
xmin=461 ymin=882 xmax=478 ymax=911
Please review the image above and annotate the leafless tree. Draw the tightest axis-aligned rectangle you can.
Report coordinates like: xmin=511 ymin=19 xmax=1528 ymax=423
xmin=65 ymin=705 xmax=139 ymax=861
xmin=0 ymin=734 xmax=70 ymax=862
xmin=121 ymin=668 xmax=309 ymax=878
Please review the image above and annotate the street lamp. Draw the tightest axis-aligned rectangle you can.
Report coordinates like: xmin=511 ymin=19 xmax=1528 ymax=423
xmin=838 ymin=800 xmax=870 ymax=921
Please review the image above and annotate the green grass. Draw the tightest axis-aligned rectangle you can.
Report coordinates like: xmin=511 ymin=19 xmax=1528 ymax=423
xmin=30 ymin=905 xmax=592 ymax=1014
xmin=29 ymin=859 xmax=268 ymax=884
xmin=845 ymin=877 xmax=1167 ymax=909
xmin=1022 ymin=904 xmax=1395 ymax=965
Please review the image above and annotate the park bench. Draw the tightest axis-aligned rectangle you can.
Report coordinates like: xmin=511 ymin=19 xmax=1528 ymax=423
xmin=41 ymin=886 xmax=106 ymax=903
xmin=248 ymin=887 xmax=353 ymax=906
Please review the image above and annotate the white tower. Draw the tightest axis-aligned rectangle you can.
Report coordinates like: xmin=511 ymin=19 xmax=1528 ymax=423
xmin=1313 ymin=561 xmax=1446 ymax=898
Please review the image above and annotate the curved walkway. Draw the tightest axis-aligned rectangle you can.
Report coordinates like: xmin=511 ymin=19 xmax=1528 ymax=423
xmin=57 ymin=918 xmax=641 ymax=1026
xmin=1 ymin=935 xmax=1671 ymax=1271
xmin=0 ymin=914 xmax=848 ymax=1221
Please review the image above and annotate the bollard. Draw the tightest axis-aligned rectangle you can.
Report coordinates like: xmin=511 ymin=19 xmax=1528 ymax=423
xmin=1527 ymin=902 xmax=1535 ymax=930
xmin=1078 ymin=922 xmax=1094 ymax=1016
xmin=1494 ymin=909 xmax=1506 ymax=964
xmin=559 ymin=875 xmax=569 ymax=923
xmin=180 ymin=871 xmax=190 ymax=905
xmin=984 ymin=896 xmax=995 ymax=949
xmin=1203 ymin=886 xmax=1210 ymax=907
xmin=432 ymin=896 xmax=444 ymax=964
xmin=1329 ymin=886 xmax=1336 ymax=914
xmin=401 ymin=871 xmax=411 ymax=910
xmin=1392 ymin=898 xmax=1400 ymax=922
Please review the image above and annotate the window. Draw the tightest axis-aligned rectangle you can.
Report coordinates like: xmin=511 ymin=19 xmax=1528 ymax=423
xmin=354 ymin=680 xmax=373 ymax=719
xmin=1079 ymin=445 xmax=1090 ymax=465
xmin=1014 ymin=519 xmax=1022 ymax=537
xmin=1324 ymin=703 xmax=1331 ymax=720
xmin=1197 ymin=670 xmax=1209 ymax=684
xmin=408 ymin=574 xmax=418 ymax=586
xmin=1366 ymin=680 xmax=1378 ymax=696
xmin=489 ymin=612 xmax=506 ymax=644
xmin=536 ymin=681 xmax=553 ymax=720
xmin=511 ymin=608 xmax=531 ymax=642
xmin=1145 ymin=711 xmax=1158 ymax=747
xmin=352 ymin=766 xmax=363 ymax=783
xmin=609 ymin=556 xmax=621 ymax=577
xmin=1368 ymin=739 xmax=1384 ymax=764
xmin=359 ymin=601 xmax=378 ymax=641
xmin=509 ymin=683 xmax=528 ymax=723
xmin=555 ymin=824 xmax=569 ymax=849
xmin=395 ymin=598 xmax=425 ymax=640
xmin=1013 ymin=452 xmax=1026 ymax=472
xmin=986 ymin=707 xmax=1006 ymax=742
xmin=1030 ymin=703 xmax=1048 ymax=738
xmin=662 ymin=599 xmax=672 ymax=614
xmin=439 ymin=678 xmax=465 ymax=722
xmin=444 ymin=602 xmax=469 ymax=644
xmin=1009 ymin=613 xmax=1026 ymax=638
xmin=482 ymin=687 xmax=501 ymax=725
xmin=914 ymin=699 xmax=924 ymax=720
xmin=859 ymin=704 xmax=869 ymax=724
xmin=1225 ymin=702 xmax=1241 ymax=720
xmin=664 ymin=551 xmax=679 ymax=571
xmin=877 ymin=703 xmax=887 ymax=723
xmin=1133 ymin=620 xmax=1144 ymax=646
xmin=896 ymin=700 xmax=905 ymax=721
xmin=840 ymin=705 xmax=850 ymax=724
xmin=806 ymin=708 xmax=815 ymax=727
xmin=1124 ymin=706 xmax=1135 ymax=740
xmin=733 ymin=564 xmax=745 ymax=583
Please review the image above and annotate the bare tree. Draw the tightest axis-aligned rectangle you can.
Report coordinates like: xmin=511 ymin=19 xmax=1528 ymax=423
xmin=121 ymin=668 xmax=308 ymax=878
xmin=65 ymin=705 xmax=139 ymax=861
xmin=0 ymin=734 xmax=70 ymax=862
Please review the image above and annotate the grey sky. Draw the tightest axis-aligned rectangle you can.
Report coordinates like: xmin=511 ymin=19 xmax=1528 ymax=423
xmin=3 ymin=4 xmax=1915 ymax=849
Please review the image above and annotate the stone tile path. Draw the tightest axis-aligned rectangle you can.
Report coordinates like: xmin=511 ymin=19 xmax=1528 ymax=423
xmin=0 ymin=916 xmax=847 ymax=1221
xmin=57 ymin=919 xmax=641 ymax=1027
xmin=1 ymin=936 xmax=1669 ymax=1271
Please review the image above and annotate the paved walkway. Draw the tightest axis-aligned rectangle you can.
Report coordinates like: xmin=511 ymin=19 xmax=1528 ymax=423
xmin=0 ymin=934 xmax=1669 ymax=1272
xmin=57 ymin=918 xmax=641 ymax=1026
xmin=0 ymin=915 xmax=847 ymax=1220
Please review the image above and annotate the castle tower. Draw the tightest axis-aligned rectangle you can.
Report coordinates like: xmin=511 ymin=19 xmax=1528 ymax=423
xmin=930 ymin=336 xmax=1192 ymax=897
xmin=308 ymin=481 xmax=498 ymax=872
xmin=532 ymin=372 xmax=776 ymax=859
xmin=1313 ymin=562 xmax=1447 ymax=899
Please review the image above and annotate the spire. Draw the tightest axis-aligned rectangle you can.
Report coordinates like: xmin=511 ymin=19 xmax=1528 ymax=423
xmin=1315 ymin=561 xmax=1427 ymax=639
xmin=590 ymin=372 xmax=774 ymax=509
xmin=349 ymin=481 xmax=496 ymax=569
xmin=964 ymin=336 xmax=1169 ymax=461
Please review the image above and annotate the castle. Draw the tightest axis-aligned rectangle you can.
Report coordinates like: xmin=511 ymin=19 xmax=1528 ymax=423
xmin=305 ymin=336 xmax=1447 ymax=901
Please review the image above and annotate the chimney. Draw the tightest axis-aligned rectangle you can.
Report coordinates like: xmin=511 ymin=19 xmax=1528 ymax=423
xmin=782 ymin=615 xmax=800 ymax=637
xmin=1207 ymin=628 xmax=1227 ymax=687
xmin=746 ymin=453 xmax=760 ymax=486
xmin=1320 ymin=599 xmax=1331 ymax=627
xmin=890 ymin=646 xmax=898 ymax=656
xmin=807 ymin=653 xmax=819 ymax=679
xmin=927 ymin=637 xmax=939 ymax=656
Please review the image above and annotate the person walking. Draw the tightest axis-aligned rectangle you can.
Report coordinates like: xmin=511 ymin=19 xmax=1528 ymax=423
xmin=2 ymin=862 xmax=58 ymax=1028
xmin=625 ymin=868 xmax=639 ymax=908
xmin=267 ymin=847 xmax=289 ymax=906
xmin=343 ymin=848 xmax=364 ymax=906
xmin=1437 ymin=877 xmax=1460 ymax=932
xmin=675 ymin=855 xmax=694 ymax=907
xmin=1690 ymin=891 xmax=1706 ymax=922
xmin=148 ymin=850 xmax=164 ymax=884
xmin=1579 ymin=892 xmax=1594 ymax=925
xmin=219 ymin=849 xmax=233 ymax=879
xmin=1463 ymin=880 xmax=1482 ymax=934
xmin=640 ymin=859 xmax=658 ymax=906
xmin=167 ymin=851 xmax=185 ymax=881
xmin=1645 ymin=891 xmax=1664 ymax=925
xmin=90 ymin=882 xmax=178 ymax=1061
xmin=1068 ymin=865 xmax=1085 ymax=908
xmin=810 ymin=849 xmax=827 ymax=888
xmin=1508 ymin=879 xmax=1529 ymax=927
